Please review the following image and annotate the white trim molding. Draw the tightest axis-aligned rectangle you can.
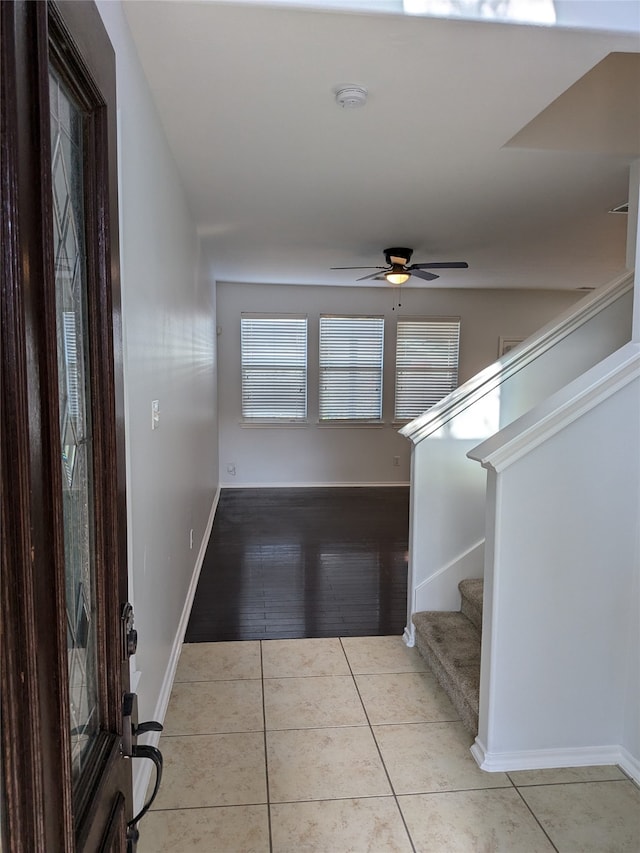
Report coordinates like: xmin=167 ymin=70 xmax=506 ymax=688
xmin=401 ymin=272 xmax=633 ymax=446
xmin=403 ymin=624 xmax=415 ymax=647
xmin=413 ymin=539 xmax=485 ymax=614
xmin=132 ymin=487 xmax=220 ymax=813
xmin=220 ymin=481 xmax=411 ymax=489
xmin=471 ymin=738 xmax=640 ymax=784
xmin=619 ymin=747 xmax=640 ymax=784
xmin=469 ymin=343 xmax=640 ymax=472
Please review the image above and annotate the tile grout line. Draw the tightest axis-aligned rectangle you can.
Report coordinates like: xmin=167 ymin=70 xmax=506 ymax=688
xmin=173 ymin=676 xmax=263 ymax=684
xmin=505 ymin=776 xmax=631 ymax=789
xmin=339 ymin=637 xmax=418 ymax=853
xmin=510 ymin=778 xmax=560 ymax=853
xmin=163 ymin=643 xmax=640 ymax=850
xmin=160 ymin=728 xmax=266 ymax=738
xmin=260 ymin=641 xmax=274 ymax=853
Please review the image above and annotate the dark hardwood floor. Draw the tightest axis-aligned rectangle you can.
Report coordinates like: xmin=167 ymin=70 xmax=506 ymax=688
xmin=185 ymin=487 xmax=410 ymax=642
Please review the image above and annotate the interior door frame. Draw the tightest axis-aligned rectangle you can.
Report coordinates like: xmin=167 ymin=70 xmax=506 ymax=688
xmin=1 ymin=1 xmax=130 ymax=850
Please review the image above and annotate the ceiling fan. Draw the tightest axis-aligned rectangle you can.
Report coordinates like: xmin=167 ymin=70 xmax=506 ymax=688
xmin=331 ymin=247 xmax=468 ymax=284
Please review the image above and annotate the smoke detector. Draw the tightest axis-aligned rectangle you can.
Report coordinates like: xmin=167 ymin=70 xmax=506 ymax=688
xmin=335 ymin=86 xmax=368 ymax=109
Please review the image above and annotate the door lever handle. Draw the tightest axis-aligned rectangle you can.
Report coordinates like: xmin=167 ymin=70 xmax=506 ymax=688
xmin=121 ymin=694 xmax=165 ymax=842
xmin=128 ymin=744 xmax=163 ymax=828
xmin=134 ymin=720 xmax=163 ymax=737
xmin=121 ymin=692 xmax=163 ymax=756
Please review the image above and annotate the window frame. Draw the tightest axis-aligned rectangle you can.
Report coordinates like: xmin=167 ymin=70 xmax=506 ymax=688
xmin=240 ymin=312 xmax=308 ymax=423
xmin=394 ymin=316 xmax=461 ymax=422
xmin=318 ymin=314 xmax=385 ymax=423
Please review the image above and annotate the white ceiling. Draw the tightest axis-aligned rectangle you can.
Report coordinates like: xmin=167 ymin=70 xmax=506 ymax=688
xmin=123 ymin=1 xmax=640 ymax=290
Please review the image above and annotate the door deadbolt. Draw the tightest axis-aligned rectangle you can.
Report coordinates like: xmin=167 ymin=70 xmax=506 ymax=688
xmin=121 ymin=603 xmax=138 ymax=659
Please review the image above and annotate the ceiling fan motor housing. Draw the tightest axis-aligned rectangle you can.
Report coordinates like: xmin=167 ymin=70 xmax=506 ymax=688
xmin=385 ymin=247 xmax=413 ymax=266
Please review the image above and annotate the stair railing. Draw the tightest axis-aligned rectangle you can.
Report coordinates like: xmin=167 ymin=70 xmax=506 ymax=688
xmin=401 ymin=271 xmax=634 ymax=643
xmin=466 ymin=341 xmax=640 ymax=779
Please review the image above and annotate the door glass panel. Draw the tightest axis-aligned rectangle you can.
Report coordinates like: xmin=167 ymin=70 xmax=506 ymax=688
xmin=49 ymin=68 xmax=100 ymax=782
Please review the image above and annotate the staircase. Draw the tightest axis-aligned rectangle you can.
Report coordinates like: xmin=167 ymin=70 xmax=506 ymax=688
xmin=401 ymin=274 xmax=638 ymax=777
xmin=412 ymin=579 xmax=483 ymax=735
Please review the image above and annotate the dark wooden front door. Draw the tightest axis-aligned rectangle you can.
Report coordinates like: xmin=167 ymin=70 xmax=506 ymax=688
xmin=1 ymin=1 xmax=134 ymax=849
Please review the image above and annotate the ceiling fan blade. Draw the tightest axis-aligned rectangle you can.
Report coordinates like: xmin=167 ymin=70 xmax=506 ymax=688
xmin=356 ymin=270 xmax=389 ymax=281
xmin=409 ymin=261 xmax=469 ymax=270
xmin=330 ymin=265 xmax=386 ymax=270
xmin=410 ymin=269 xmax=440 ymax=282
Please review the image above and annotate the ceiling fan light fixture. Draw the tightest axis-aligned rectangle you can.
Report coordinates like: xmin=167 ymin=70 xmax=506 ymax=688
xmin=386 ymin=267 xmax=410 ymax=285
xmin=330 ymin=246 xmax=467 ymax=285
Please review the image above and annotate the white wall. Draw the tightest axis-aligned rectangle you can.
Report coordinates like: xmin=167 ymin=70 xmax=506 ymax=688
xmin=555 ymin=0 xmax=640 ymax=34
xmin=408 ymin=283 xmax=633 ymax=621
xmin=217 ymin=282 xmax=579 ymax=486
xmin=624 ymin=159 xmax=640 ymax=773
xmin=473 ymin=358 xmax=640 ymax=779
xmin=498 ymin=288 xmax=633 ymax=426
xmin=96 ymin=1 xmax=218 ymax=730
xmin=622 ymin=524 xmax=640 ymax=775
xmin=631 ymin=161 xmax=640 ymax=340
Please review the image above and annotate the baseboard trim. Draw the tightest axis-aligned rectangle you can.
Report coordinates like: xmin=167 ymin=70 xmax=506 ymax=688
xmin=132 ymin=486 xmax=220 ymax=813
xmin=403 ymin=624 xmax=415 ymax=647
xmin=413 ymin=539 xmax=485 ymax=614
xmin=619 ymin=746 xmax=640 ymax=784
xmin=219 ymin=481 xmax=411 ymax=489
xmin=471 ymin=737 xmax=640 ymax=783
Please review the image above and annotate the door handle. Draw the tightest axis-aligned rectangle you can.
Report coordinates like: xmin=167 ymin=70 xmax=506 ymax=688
xmin=122 ymin=692 xmax=164 ymax=756
xmin=126 ymin=744 xmax=163 ymax=850
xmin=122 ymin=692 xmax=164 ymax=849
xmin=134 ymin=720 xmax=163 ymax=736
xmin=128 ymin=744 xmax=163 ymax=827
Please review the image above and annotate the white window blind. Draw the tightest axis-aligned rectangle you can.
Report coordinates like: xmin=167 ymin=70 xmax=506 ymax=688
xmin=395 ymin=318 xmax=460 ymax=420
xmin=241 ymin=315 xmax=307 ymax=419
xmin=319 ymin=315 xmax=384 ymax=420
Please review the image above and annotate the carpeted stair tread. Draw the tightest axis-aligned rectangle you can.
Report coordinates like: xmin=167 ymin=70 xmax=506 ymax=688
xmin=412 ymin=610 xmax=481 ymax=734
xmin=415 ymin=611 xmax=481 ymax=666
xmin=459 ymin=578 xmax=483 ymax=631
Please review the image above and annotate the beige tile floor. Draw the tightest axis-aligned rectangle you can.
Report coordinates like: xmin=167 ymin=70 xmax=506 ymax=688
xmin=138 ymin=636 xmax=640 ymax=853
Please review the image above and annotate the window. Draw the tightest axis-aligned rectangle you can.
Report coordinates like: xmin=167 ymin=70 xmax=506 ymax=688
xmin=319 ymin=315 xmax=384 ymax=420
xmin=241 ymin=314 xmax=307 ymax=420
xmin=394 ymin=317 xmax=460 ymax=420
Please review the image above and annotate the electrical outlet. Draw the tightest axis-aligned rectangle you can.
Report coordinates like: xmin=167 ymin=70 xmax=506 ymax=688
xmin=393 ymin=456 xmax=400 ymax=467
xmin=226 ymin=463 xmax=236 ymax=476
